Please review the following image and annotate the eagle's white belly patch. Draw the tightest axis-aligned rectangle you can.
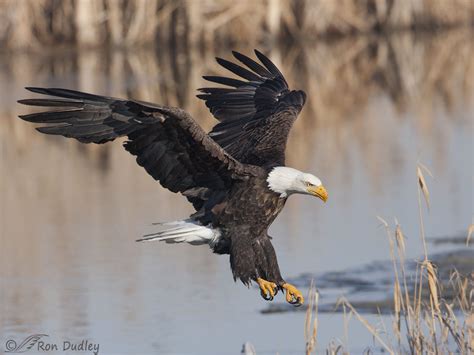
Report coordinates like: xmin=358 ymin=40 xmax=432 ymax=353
xmin=137 ymin=219 xmax=221 ymax=247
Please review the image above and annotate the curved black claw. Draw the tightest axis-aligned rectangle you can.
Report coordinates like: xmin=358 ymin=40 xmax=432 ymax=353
xmin=290 ymin=297 xmax=303 ymax=306
xmin=260 ymin=290 xmax=274 ymax=301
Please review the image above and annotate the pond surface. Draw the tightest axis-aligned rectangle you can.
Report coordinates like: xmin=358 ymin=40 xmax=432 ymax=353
xmin=1 ymin=31 xmax=473 ymax=354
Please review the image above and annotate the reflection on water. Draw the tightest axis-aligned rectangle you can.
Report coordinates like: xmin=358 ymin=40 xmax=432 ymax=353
xmin=1 ymin=31 xmax=473 ymax=353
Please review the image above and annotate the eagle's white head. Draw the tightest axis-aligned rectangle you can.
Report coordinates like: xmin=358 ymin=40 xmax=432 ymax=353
xmin=267 ymin=166 xmax=328 ymax=201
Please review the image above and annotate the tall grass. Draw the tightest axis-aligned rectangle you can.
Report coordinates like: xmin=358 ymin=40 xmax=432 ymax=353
xmin=304 ymin=165 xmax=473 ymax=354
xmin=1 ymin=0 xmax=473 ymax=50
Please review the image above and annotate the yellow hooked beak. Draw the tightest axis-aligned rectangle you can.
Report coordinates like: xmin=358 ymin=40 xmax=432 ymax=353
xmin=308 ymin=185 xmax=328 ymax=202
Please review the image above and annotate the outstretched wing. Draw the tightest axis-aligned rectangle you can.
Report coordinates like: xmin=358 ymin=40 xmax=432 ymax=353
xmin=198 ymin=50 xmax=306 ymax=167
xmin=18 ymin=87 xmax=257 ymax=213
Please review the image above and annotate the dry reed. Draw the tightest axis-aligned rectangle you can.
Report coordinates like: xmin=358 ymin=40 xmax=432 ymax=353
xmin=305 ymin=281 xmax=319 ymax=355
xmin=467 ymin=224 xmax=474 ymax=246
xmin=1 ymin=0 xmax=473 ymax=51
xmin=304 ymin=165 xmax=473 ymax=354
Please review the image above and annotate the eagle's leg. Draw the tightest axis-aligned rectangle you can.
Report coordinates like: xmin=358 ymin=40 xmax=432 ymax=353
xmin=230 ymin=233 xmax=304 ymax=305
xmin=259 ymin=235 xmax=304 ymax=306
xmin=230 ymin=234 xmax=279 ymax=301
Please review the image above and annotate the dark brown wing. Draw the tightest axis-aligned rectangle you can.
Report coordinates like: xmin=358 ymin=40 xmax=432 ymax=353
xmin=197 ymin=50 xmax=306 ymax=167
xmin=18 ymin=87 xmax=258 ymax=213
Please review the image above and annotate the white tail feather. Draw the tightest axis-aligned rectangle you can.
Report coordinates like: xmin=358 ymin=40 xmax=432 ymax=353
xmin=151 ymin=220 xmax=189 ymax=226
xmin=137 ymin=219 xmax=221 ymax=247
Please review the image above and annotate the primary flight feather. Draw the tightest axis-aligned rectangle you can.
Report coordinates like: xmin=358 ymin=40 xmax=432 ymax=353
xmin=18 ymin=50 xmax=327 ymax=305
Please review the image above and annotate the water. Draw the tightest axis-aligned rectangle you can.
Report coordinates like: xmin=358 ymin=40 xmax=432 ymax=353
xmin=1 ymin=31 xmax=473 ymax=354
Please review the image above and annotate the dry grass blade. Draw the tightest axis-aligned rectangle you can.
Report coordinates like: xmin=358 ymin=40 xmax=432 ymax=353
xmin=378 ymin=216 xmax=407 ymax=347
xmin=448 ymin=269 xmax=472 ymax=312
xmin=423 ymin=260 xmax=441 ymax=313
xmin=326 ymin=340 xmax=344 ymax=355
xmin=394 ymin=221 xmax=406 ymax=262
xmin=467 ymin=313 xmax=474 ymax=352
xmin=338 ymin=297 xmax=395 ymax=355
xmin=376 ymin=215 xmax=389 ymax=228
xmin=305 ymin=281 xmax=319 ymax=355
xmin=417 ymin=165 xmax=431 ymax=210
xmin=304 ymin=284 xmax=312 ymax=341
xmin=342 ymin=301 xmax=352 ymax=350
xmin=416 ymin=163 xmax=431 ymax=259
xmin=393 ymin=280 xmax=402 ymax=343
xmin=467 ymin=223 xmax=474 ymax=246
xmin=442 ymin=303 xmax=466 ymax=352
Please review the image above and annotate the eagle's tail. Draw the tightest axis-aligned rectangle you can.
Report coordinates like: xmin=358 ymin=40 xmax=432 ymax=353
xmin=136 ymin=219 xmax=221 ymax=247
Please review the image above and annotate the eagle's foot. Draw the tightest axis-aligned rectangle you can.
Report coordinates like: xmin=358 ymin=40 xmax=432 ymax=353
xmin=282 ymin=283 xmax=304 ymax=306
xmin=257 ymin=278 xmax=278 ymax=301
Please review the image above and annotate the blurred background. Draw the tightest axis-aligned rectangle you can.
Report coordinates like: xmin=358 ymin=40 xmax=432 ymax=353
xmin=1 ymin=0 xmax=473 ymax=354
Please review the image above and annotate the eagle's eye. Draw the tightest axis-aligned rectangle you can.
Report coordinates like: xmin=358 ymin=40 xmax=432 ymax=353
xmin=305 ymin=181 xmax=315 ymax=187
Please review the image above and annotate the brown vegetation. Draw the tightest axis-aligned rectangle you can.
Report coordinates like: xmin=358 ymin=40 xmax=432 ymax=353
xmin=304 ymin=166 xmax=474 ymax=354
xmin=1 ymin=0 xmax=473 ymax=51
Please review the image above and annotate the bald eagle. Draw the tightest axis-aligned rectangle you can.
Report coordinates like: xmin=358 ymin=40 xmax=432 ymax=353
xmin=18 ymin=50 xmax=327 ymax=306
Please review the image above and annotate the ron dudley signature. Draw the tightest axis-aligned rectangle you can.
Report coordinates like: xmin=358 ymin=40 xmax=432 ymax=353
xmin=5 ymin=334 xmax=100 ymax=355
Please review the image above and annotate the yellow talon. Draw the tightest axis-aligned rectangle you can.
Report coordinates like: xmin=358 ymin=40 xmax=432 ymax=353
xmin=282 ymin=283 xmax=304 ymax=306
xmin=257 ymin=278 xmax=277 ymax=301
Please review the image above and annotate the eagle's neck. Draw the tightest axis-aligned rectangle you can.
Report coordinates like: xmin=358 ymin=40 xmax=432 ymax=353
xmin=266 ymin=166 xmax=304 ymax=198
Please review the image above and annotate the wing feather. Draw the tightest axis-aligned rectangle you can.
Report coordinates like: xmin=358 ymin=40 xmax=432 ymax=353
xmin=198 ymin=50 xmax=306 ymax=166
xmin=232 ymin=50 xmax=272 ymax=77
xmin=215 ymin=57 xmax=262 ymax=82
xmin=18 ymin=87 xmax=258 ymax=213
